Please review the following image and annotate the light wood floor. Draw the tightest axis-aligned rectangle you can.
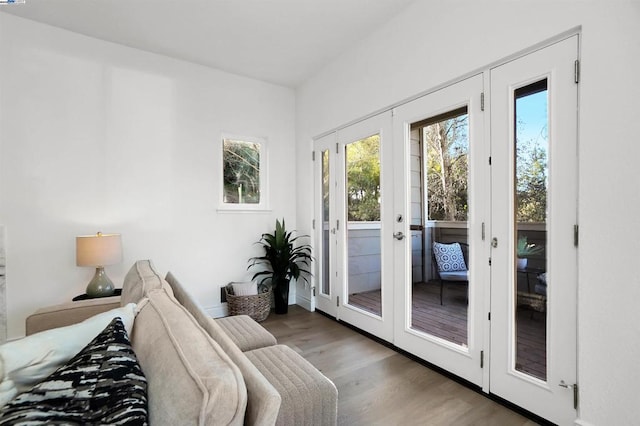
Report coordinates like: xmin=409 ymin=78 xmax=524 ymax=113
xmin=261 ymin=305 xmax=540 ymax=426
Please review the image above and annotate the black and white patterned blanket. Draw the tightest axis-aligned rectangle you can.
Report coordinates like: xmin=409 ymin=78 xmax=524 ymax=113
xmin=0 ymin=317 xmax=147 ymax=425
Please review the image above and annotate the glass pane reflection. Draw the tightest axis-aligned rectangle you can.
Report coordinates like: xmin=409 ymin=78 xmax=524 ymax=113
xmin=514 ymin=79 xmax=548 ymax=381
xmin=345 ymin=135 xmax=382 ymax=316
xmin=321 ymin=150 xmax=330 ymax=296
xmin=409 ymin=108 xmax=470 ymax=347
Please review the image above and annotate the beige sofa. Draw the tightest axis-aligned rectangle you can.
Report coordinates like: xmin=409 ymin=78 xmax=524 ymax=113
xmin=25 ymin=260 xmax=338 ymax=425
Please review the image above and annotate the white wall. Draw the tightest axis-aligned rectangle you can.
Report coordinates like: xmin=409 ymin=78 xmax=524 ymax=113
xmin=0 ymin=13 xmax=297 ymax=338
xmin=296 ymin=1 xmax=640 ymax=425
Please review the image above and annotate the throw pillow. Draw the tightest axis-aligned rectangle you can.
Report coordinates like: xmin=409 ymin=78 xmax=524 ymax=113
xmin=0 ymin=317 xmax=148 ymax=425
xmin=433 ymin=242 xmax=467 ymax=272
xmin=0 ymin=303 xmax=137 ymax=407
xmin=231 ymin=281 xmax=258 ymax=296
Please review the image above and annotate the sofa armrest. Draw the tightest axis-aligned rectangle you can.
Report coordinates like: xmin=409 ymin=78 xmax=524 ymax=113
xmin=25 ymin=296 xmax=121 ymax=335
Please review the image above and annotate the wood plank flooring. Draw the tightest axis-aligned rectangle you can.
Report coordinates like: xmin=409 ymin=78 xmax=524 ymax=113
xmin=261 ymin=305 xmax=540 ymax=426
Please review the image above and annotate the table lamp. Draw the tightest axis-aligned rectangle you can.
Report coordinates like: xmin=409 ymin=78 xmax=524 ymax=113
xmin=76 ymin=232 xmax=122 ymax=297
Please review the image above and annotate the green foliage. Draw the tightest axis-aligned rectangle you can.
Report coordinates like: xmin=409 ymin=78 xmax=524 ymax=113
xmin=516 ymin=121 xmax=547 ymax=223
xmin=517 ymin=236 xmax=543 ymax=257
xmin=322 ymin=150 xmax=330 ymax=220
xmin=248 ymin=219 xmax=313 ymax=289
xmin=223 ymin=139 xmax=260 ymax=204
xmin=346 ymin=135 xmax=381 ymax=221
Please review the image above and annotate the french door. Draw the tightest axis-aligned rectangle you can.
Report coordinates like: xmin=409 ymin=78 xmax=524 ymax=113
xmin=314 ymin=112 xmax=395 ymax=341
xmin=392 ymin=74 xmax=486 ymax=386
xmin=489 ymin=36 xmax=578 ymax=425
xmin=313 ymin=35 xmax=578 ymax=425
xmin=314 ymin=132 xmax=338 ymax=317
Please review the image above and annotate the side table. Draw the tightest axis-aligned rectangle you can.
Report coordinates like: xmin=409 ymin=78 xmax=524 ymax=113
xmin=517 ymin=267 xmax=545 ymax=293
xmin=72 ymin=288 xmax=122 ymax=302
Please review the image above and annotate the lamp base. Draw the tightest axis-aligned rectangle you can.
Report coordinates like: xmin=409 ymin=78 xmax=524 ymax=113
xmin=86 ymin=267 xmax=115 ymax=298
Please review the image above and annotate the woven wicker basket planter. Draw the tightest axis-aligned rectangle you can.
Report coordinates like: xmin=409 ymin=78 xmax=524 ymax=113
xmin=517 ymin=291 xmax=546 ymax=312
xmin=225 ymin=285 xmax=272 ymax=322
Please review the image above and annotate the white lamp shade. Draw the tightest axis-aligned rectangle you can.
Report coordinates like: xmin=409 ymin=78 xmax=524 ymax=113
xmin=76 ymin=233 xmax=122 ymax=267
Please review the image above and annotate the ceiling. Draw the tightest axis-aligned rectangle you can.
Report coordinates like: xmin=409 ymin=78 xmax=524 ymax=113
xmin=1 ymin=0 xmax=415 ymax=88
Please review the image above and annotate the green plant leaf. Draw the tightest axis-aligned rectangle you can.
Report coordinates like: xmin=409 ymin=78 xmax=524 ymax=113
xmin=247 ymin=218 xmax=314 ymax=291
xmin=516 ymin=236 xmax=544 ymax=257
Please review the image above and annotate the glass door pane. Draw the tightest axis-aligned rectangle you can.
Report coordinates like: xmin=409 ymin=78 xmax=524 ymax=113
xmin=514 ymin=79 xmax=548 ymax=381
xmin=410 ymin=108 xmax=470 ymax=347
xmin=345 ymin=134 xmax=382 ymax=316
xmin=321 ymin=149 xmax=331 ymax=297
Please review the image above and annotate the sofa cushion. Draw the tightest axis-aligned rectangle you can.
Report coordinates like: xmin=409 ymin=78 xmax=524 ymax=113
xmin=438 ymin=271 xmax=469 ymax=282
xmin=165 ymin=273 xmax=276 ymax=352
xmin=132 ymin=287 xmax=246 ymax=426
xmin=0 ymin=303 xmax=137 ymax=407
xmin=215 ymin=315 xmax=277 ymax=352
xmin=26 ymin=296 xmax=121 ymax=335
xmin=121 ymin=259 xmax=172 ymax=306
xmin=0 ymin=317 xmax=147 ymax=425
xmin=165 ymin=271 xmax=280 ymax=426
xmin=246 ymin=345 xmax=338 ymax=426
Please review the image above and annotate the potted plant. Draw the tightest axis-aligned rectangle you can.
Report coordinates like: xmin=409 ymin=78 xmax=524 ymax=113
xmin=516 ymin=236 xmax=543 ymax=270
xmin=248 ymin=219 xmax=312 ymax=314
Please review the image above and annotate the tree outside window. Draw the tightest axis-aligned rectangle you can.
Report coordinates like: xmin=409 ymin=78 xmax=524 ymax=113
xmin=425 ymin=113 xmax=469 ymax=221
xmin=515 ymin=88 xmax=548 ymax=223
xmin=346 ymin=135 xmax=381 ymax=222
xmin=223 ymin=138 xmax=261 ymax=205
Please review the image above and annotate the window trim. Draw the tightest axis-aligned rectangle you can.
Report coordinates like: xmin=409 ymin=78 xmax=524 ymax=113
xmin=217 ymin=133 xmax=270 ymax=212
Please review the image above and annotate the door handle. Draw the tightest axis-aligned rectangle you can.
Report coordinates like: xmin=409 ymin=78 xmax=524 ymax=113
xmin=393 ymin=231 xmax=405 ymax=240
xmin=558 ymin=380 xmax=573 ymax=389
xmin=559 ymin=381 xmax=579 ymax=409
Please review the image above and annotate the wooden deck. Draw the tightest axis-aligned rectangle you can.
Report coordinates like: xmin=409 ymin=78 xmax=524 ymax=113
xmin=261 ymin=305 xmax=538 ymax=426
xmin=349 ymin=281 xmax=547 ymax=380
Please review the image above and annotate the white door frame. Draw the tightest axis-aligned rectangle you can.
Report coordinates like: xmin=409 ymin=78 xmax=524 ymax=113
xmin=313 ymin=112 xmax=395 ymax=342
xmin=392 ymin=74 xmax=487 ymax=387
xmin=314 ymin=132 xmax=338 ymax=317
xmin=310 ymin=31 xmax=579 ymax=425
xmin=336 ymin=112 xmax=394 ymax=342
xmin=489 ymin=35 xmax=579 ymax=425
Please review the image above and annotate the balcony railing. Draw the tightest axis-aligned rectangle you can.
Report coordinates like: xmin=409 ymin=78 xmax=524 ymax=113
xmin=343 ymin=220 xmax=546 ymax=292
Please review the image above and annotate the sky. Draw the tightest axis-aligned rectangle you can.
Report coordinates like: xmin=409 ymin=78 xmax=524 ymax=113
xmin=516 ymin=90 xmax=548 ymax=147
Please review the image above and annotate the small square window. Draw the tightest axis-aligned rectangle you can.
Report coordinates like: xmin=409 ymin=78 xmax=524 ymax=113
xmin=219 ymin=134 xmax=268 ymax=211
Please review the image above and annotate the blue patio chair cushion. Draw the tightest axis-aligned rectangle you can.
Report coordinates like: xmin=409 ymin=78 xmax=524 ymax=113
xmin=433 ymin=242 xmax=467 ymax=272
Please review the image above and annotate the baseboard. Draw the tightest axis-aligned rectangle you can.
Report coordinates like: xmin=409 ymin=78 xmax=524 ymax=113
xmin=206 ymin=298 xmax=310 ymax=318
xmin=296 ymin=293 xmax=312 ymax=311
xmin=205 ymin=303 xmax=228 ymax=318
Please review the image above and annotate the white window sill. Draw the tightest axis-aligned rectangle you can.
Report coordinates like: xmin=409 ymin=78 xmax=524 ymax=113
xmin=217 ymin=205 xmax=272 ymax=214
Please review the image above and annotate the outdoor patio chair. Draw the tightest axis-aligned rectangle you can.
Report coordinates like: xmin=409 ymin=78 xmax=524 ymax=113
xmin=535 ymin=272 xmax=547 ymax=296
xmin=432 ymin=241 xmax=469 ymax=305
